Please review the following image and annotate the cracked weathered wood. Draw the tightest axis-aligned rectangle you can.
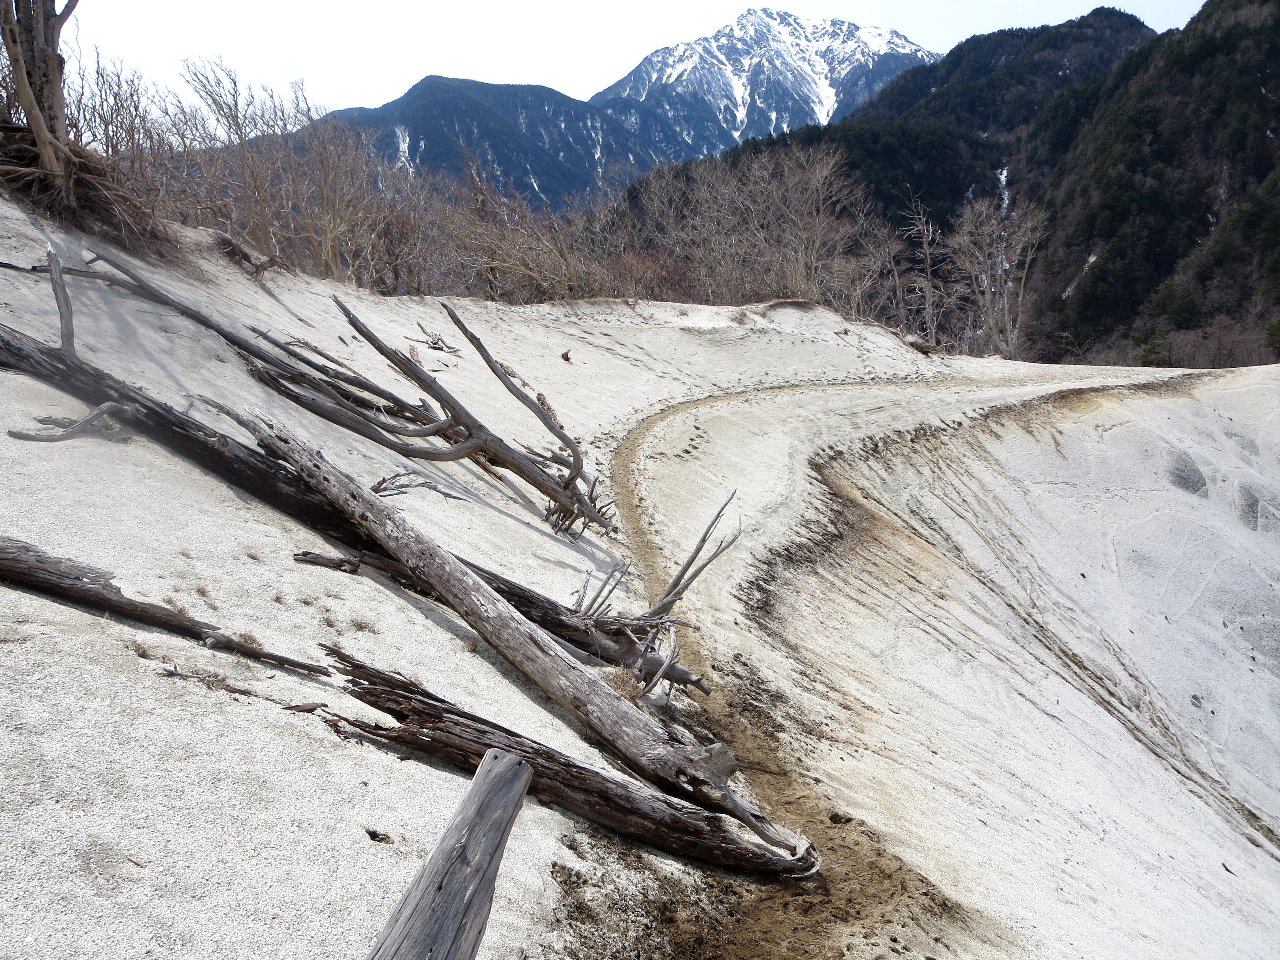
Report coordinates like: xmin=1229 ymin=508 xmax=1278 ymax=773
xmin=367 ymin=748 xmax=531 ymax=960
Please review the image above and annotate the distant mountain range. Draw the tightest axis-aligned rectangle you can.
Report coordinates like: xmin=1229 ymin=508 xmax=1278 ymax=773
xmin=334 ymin=8 xmax=935 ymax=205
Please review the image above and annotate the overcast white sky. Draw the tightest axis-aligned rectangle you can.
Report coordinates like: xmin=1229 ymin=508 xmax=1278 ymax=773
xmin=67 ymin=1 xmax=1204 ymax=111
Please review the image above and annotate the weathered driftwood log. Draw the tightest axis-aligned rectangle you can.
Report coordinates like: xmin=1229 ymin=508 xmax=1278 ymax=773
xmin=329 ymin=648 xmax=816 ymax=874
xmin=0 ymin=535 xmax=329 ymax=675
xmin=248 ymin=414 xmax=812 ymax=865
xmin=367 ymin=748 xmax=531 ymax=960
xmin=294 ymin=549 xmax=710 ymax=694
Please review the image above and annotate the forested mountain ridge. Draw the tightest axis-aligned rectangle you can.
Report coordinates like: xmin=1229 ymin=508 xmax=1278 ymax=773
xmin=332 ymin=77 xmax=675 ymax=206
xmin=723 ymin=1 xmax=1279 ymax=365
xmin=1023 ymin=0 xmax=1280 ymax=364
xmin=725 ymin=8 xmax=1157 ymax=227
xmin=856 ymin=8 xmax=1155 ymax=136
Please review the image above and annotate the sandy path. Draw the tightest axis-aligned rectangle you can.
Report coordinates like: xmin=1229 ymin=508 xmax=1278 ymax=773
xmin=609 ymin=363 xmax=1270 ymax=959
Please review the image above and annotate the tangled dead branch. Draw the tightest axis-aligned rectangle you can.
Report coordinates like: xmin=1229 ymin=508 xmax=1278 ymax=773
xmin=75 ymin=245 xmax=610 ymax=534
xmin=330 ymin=296 xmax=611 ymax=534
xmin=5 ymin=398 xmax=134 ymax=441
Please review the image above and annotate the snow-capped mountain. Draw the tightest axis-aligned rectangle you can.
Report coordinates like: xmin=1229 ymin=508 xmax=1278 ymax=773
xmin=336 ymin=9 xmax=936 ymax=205
xmin=591 ymin=8 xmax=938 ymax=152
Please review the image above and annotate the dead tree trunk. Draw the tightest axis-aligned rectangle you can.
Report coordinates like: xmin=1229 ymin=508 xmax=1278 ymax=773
xmin=246 ymin=413 xmax=812 ymax=865
xmin=0 ymin=0 xmax=76 ymax=180
xmin=0 ymin=535 xmax=330 ymax=675
xmin=329 ymin=648 xmax=814 ymax=874
xmin=294 ymin=549 xmax=710 ymax=693
xmin=366 ymin=748 xmax=531 ymax=960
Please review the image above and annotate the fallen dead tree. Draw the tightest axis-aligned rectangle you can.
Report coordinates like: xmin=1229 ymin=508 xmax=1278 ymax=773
xmin=0 ymin=535 xmax=329 ymax=675
xmin=0 ymin=245 xmax=813 ymax=872
xmin=328 ymin=648 xmax=814 ymax=874
xmin=247 ymin=413 xmax=813 ymax=868
xmin=84 ymin=245 xmax=612 ymax=535
xmin=0 ymin=250 xmax=710 ymax=694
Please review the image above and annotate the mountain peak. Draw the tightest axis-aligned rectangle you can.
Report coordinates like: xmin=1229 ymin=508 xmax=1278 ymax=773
xmin=591 ymin=8 xmax=937 ymax=141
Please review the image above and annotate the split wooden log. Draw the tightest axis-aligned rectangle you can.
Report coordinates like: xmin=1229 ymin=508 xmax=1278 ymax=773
xmin=46 ymin=247 xmax=76 ymax=358
xmin=367 ymin=748 xmax=531 ymax=960
xmin=247 ymin=413 xmax=812 ymax=865
xmin=0 ymin=535 xmax=330 ymax=675
xmin=328 ymin=648 xmax=816 ymax=874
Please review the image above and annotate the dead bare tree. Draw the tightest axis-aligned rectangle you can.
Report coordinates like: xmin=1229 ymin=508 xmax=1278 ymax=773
xmin=441 ymin=166 xmax=610 ymax=304
xmin=0 ymin=2 xmax=160 ymax=243
xmin=902 ymin=196 xmax=948 ymax=347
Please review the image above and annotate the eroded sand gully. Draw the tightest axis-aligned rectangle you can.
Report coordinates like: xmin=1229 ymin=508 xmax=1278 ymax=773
xmin=613 ymin=370 xmax=1280 ymax=960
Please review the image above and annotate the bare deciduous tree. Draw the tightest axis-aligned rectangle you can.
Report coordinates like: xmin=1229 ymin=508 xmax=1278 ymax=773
xmin=902 ymin=196 xmax=948 ymax=346
xmin=947 ymin=196 xmax=1047 ymax=358
xmin=0 ymin=0 xmax=77 ymax=179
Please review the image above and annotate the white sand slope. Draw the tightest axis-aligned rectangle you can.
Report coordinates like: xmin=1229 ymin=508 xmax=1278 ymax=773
xmin=0 ymin=196 xmax=1276 ymax=959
